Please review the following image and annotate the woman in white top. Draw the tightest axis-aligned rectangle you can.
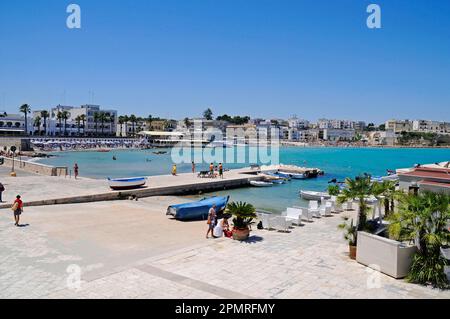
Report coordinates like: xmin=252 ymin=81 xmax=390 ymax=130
xmin=213 ymin=217 xmax=230 ymax=238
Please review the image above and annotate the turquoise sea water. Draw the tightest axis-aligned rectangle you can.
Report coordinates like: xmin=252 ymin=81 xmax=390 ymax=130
xmin=37 ymin=147 xmax=450 ymax=212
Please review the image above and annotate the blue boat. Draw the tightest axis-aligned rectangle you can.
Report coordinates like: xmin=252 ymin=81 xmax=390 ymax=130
xmin=166 ymin=196 xmax=230 ymax=221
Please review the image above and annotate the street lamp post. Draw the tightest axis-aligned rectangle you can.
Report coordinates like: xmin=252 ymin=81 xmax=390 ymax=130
xmin=10 ymin=146 xmax=16 ymax=177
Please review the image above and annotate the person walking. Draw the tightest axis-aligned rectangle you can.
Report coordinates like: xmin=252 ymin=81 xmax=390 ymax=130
xmin=206 ymin=204 xmax=217 ymax=239
xmin=191 ymin=161 xmax=196 ymax=174
xmin=0 ymin=182 xmax=4 ymax=203
xmin=172 ymin=164 xmax=177 ymax=176
xmin=218 ymin=163 xmax=223 ymax=179
xmin=74 ymin=163 xmax=79 ymax=179
xmin=12 ymin=195 xmax=23 ymax=227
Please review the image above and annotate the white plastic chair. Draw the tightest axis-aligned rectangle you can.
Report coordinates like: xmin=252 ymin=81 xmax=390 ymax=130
xmin=345 ymin=200 xmax=353 ymax=211
xmin=308 ymin=201 xmax=320 ymax=218
xmin=284 ymin=207 xmax=303 ymax=226
xmin=273 ymin=216 xmax=292 ymax=232
xmin=331 ymin=196 xmax=343 ymax=213
xmin=259 ymin=213 xmax=276 ymax=230
xmin=320 ymin=203 xmax=332 ymax=217
xmin=295 ymin=206 xmax=313 ymax=222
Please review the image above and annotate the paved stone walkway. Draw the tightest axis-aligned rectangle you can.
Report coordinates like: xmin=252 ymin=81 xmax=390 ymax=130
xmin=0 ymin=197 xmax=449 ymax=299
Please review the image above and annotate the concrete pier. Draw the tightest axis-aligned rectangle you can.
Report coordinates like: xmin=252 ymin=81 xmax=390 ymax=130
xmin=0 ymin=167 xmax=264 ymax=208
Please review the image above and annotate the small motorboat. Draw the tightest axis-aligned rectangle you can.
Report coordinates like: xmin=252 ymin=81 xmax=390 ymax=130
xmin=300 ymin=190 xmax=331 ymax=201
xmin=270 ymin=179 xmax=285 ymax=185
xmin=279 ymin=171 xmax=307 ymax=179
xmin=271 ymin=171 xmax=292 ymax=180
xmin=250 ymin=180 xmax=274 ymax=187
xmin=166 ymin=196 xmax=230 ymax=221
xmin=108 ymin=177 xmax=147 ymax=190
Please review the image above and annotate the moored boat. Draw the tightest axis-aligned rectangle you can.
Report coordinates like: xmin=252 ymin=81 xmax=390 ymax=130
xmin=166 ymin=196 xmax=230 ymax=221
xmin=272 ymin=171 xmax=292 ymax=180
xmin=250 ymin=180 xmax=274 ymax=187
xmin=279 ymin=171 xmax=307 ymax=179
xmin=108 ymin=177 xmax=147 ymax=190
xmin=300 ymin=190 xmax=331 ymax=201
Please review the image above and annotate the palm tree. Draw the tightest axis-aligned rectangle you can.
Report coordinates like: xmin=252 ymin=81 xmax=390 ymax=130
xmin=75 ymin=116 xmax=82 ymax=136
xmin=129 ymin=114 xmax=137 ymax=137
xmin=109 ymin=114 xmax=115 ymax=136
xmin=19 ymin=104 xmax=31 ymax=135
xmin=372 ymin=180 xmax=397 ymax=216
xmin=79 ymin=114 xmax=86 ymax=136
xmin=338 ymin=175 xmax=373 ymax=234
xmin=99 ymin=113 xmax=107 ymax=135
xmin=33 ymin=116 xmax=41 ymax=135
xmin=203 ymin=108 xmax=213 ymax=120
xmin=57 ymin=111 xmax=63 ymax=136
xmin=93 ymin=112 xmax=100 ymax=136
xmin=388 ymin=192 xmax=450 ymax=288
xmin=118 ymin=116 xmax=125 ymax=137
xmin=184 ymin=117 xmax=191 ymax=129
xmin=136 ymin=117 xmax=144 ymax=134
xmin=40 ymin=110 xmax=49 ymax=136
xmin=61 ymin=110 xmax=70 ymax=136
xmin=146 ymin=115 xmax=153 ymax=131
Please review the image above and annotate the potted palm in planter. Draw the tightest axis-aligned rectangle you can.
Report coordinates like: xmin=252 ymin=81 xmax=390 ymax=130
xmin=337 ymin=175 xmax=373 ymax=257
xmin=388 ymin=191 xmax=450 ymax=288
xmin=226 ymin=201 xmax=257 ymax=241
xmin=338 ymin=217 xmax=357 ymax=259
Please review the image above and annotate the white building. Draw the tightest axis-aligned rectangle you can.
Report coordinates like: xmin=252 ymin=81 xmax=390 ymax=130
xmin=288 ymin=117 xmax=309 ymax=129
xmin=322 ymin=128 xmax=356 ymax=141
xmin=0 ymin=112 xmax=33 ymax=135
xmin=412 ymin=120 xmax=450 ymax=135
xmin=385 ymin=119 xmax=413 ymax=133
xmin=317 ymin=119 xmax=364 ymax=130
xmin=46 ymin=104 xmax=118 ymax=136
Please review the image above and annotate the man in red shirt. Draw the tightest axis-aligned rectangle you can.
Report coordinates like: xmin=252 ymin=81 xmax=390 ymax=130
xmin=13 ymin=195 xmax=23 ymax=226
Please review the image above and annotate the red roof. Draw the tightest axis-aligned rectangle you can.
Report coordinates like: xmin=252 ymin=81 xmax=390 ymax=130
xmin=399 ymin=167 xmax=450 ymax=181
xmin=419 ymin=180 xmax=450 ymax=188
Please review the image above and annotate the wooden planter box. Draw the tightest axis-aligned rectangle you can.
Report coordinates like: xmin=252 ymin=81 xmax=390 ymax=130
xmin=356 ymin=231 xmax=417 ymax=279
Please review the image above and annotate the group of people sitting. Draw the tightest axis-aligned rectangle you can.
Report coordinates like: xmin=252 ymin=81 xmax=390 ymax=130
xmin=197 ymin=162 xmax=224 ymax=179
xmin=205 ymin=204 xmax=233 ymax=239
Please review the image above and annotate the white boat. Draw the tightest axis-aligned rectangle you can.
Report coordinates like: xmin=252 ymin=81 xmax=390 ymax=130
xmin=279 ymin=171 xmax=307 ymax=179
xmin=108 ymin=177 xmax=147 ymax=190
xmin=300 ymin=190 xmax=331 ymax=201
xmin=250 ymin=180 xmax=273 ymax=187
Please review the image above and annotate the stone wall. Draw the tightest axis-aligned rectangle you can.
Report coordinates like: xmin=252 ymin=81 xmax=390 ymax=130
xmin=0 ymin=156 xmax=67 ymax=176
xmin=0 ymin=138 xmax=33 ymax=151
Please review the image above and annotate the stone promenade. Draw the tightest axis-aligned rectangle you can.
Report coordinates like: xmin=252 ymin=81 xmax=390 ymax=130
xmin=1 ymin=196 xmax=448 ymax=299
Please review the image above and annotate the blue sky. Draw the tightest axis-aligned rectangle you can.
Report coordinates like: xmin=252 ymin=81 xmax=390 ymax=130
xmin=0 ymin=0 xmax=449 ymax=123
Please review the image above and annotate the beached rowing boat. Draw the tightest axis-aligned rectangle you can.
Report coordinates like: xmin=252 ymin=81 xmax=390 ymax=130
xmin=108 ymin=177 xmax=147 ymax=190
xmin=166 ymin=196 xmax=230 ymax=221
xmin=299 ymin=190 xmax=331 ymax=201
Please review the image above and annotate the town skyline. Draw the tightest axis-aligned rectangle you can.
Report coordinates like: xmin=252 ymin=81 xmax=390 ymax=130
xmin=0 ymin=102 xmax=449 ymax=126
